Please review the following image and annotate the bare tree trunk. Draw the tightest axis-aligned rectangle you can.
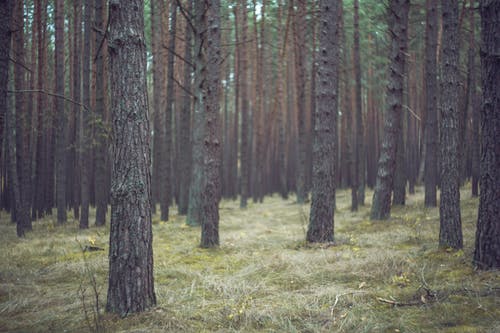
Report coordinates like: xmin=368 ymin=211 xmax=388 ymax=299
xmin=239 ymin=0 xmax=250 ymax=208
xmin=72 ymin=0 xmax=82 ymax=220
xmin=370 ymin=0 xmax=409 ymax=220
xmin=307 ymin=0 xmax=339 ymax=243
xmin=106 ymin=0 xmax=156 ymax=314
xmin=474 ymin=0 xmax=500 ymax=269
xmin=439 ymin=0 xmax=462 ymax=249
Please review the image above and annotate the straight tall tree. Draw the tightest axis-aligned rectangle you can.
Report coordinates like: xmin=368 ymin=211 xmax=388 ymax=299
xmin=239 ymin=0 xmax=250 ymax=209
xmin=439 ymin=0 xmax=462 ymax=249
xmin=424 ymin=0 xmax=438 ymax=207
xmin=200 ymin=0 xmax=222 ymax=248
xmin=473 ymin=0 xmax=500 ymax=269
xmin=54 ymin=0 xmax=67 ymax=224
xmin=370 ymin=0 xmax=409 ymax=220
xmin=307 ymin=0 xmax=339 ymax=243
xmin=0 ymin=0 xmax=13 ymax=149
xmin=106 ymin=0 xmax=156 ymax=314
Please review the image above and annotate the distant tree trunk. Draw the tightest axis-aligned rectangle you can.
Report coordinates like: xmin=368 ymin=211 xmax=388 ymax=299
xmin=468 ymin=0 xmax=479 ymax=197
xmin=294 ymin=0 xmax=308 ymax=204
xmin=231 ymin=5 xmax=240 ymax=200
xmin=79 ymin=0 xmax=92 ymax=229
xmin=161 ymin=1 xmax=177 ymax=221
xmin=178 ymin=0 xmax=193 ymax=215
xmin=106 ymin=0 xmax=156 ymax=314
xmin=200 ymin=0 xmax=221 ymax=248
xmin=13 ymin=0 xmax=32 ymax=234
xmin=307 ymin=0 xmax=339 ymax=243
xmin=239 ymin=0 xmax=250 ymax=209
xmin=94 ymin=0 xmax=107 ymax=226
xmin=353 ymin=0 xmax=365 ymax=209
xmin=187 ymin=0 xmax=206 ymax=226
xmin=0 ymin=0 xmax=13 ymax=150
xmin=54 ymin=0 xmax=67 ymax=224
xmin=439 ymin=0 xmax=462 ymax=249
xmin=473 ymin=0 xmax=500 ymax=270
xmin=424 ymin=0 xmax=438 ymax=207
xmin=370 ymin=0 xmax=409 ymax=220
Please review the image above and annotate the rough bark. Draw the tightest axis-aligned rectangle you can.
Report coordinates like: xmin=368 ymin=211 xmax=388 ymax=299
xmin=439 ymin=0 xmax=462 ymax=249
xmin=473 ymin=0 xmax=500 ymax=269
xmin=106 ymin=0 xmax=156 ymax=315
xmin=200 ymin=0 xmax=221 ymax=248
xmin=307 ymin=0 xmax=339 ymax=243
xmin=469 ymin=0 xmax=479 ymax=197
xmin=370 ymin=0 xmax=409 ymax=220
xmin=55 ymin=0 xmax=67 ymax=224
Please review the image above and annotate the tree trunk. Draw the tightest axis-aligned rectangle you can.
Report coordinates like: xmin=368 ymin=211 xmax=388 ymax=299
xmin=439 ymin=0 xmax=462 ymax=249
xmin=72 ymin=0 xmax=82 ymax=220
xmin=370 ymin=0 xmax=409 ymax=220
xmin=0 ymin=0 xmax=13 ymax=150
xmin=469 ymin=0 xmax=479 ymax=198
xmin=200 ymin=0 xmax=221 ymax=248
xmin=55 ymin=0 xmax=67 ymax=224
xmin=473 ymin=0 xmax=500 ymax=269
xmin=79 ymin=0 xmax=92 ymax=229
xmin=239 ymin=0 xmax=250 ymax=208
xmin=307 ymin=0 xmax=339 ymax=243
xmin=178 ymin=0 xmax=193 ymax=215
xmin=106 ymin=0 xmax=156 ymax=315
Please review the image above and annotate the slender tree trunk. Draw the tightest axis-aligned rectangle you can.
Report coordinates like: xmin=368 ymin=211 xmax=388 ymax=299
xmin=231 ymin=5 xmax=240 ymax=200
xmin=72 ymin=0 xmax=82 ymax=220
xmin=106 ymin=0 xmax=156 ymax=314
xmin=0 ymin=0 xmax=13 ymax=150
xmin=370 ymin=0 xmax=409 ymax=220
xmin=473 ymin=0 xmax=500 ymax=269
xmin=178 ymin=0 xmax=193 ymax=215
xmin=239 ymin=0 xmax=250 ymax=208
xmin=468 ymin=0 xmax=479 ymax=197
xmin=307 ymin=0 xmax=339 ymax=243
xmin=54 ymin=0 xmax=67 ymax=224
xmin=439 ymin=0 xmax=462 ymax=249
xmin=200 ymin=0 xmax=221 ymax=248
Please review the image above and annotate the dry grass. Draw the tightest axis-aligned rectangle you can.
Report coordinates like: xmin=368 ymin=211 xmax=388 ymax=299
xmin=0 ymin=185 xmax=499 ymax=332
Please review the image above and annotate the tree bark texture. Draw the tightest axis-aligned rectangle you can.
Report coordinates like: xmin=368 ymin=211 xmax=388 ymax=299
xmin=370 ymin=0 xmax=409 ymax=220
xmin=424 ymin=0 xmax=438 ymax=207
xmin=474 ymin=0 xmax=500 ymax=269
xmin=307 ymin=0 xmax=339 ymax=243
xmin=439 ymin=0 xmax=462 ymax=249
xmin=106 ymin=0 xmax=156 ymax=315
xmin=200 ymin=0 xmax=221 ymax=248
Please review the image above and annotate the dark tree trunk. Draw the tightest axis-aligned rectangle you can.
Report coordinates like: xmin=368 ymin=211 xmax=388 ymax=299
xmin=55 ymin=0 xmax=67 ymax=224
xmin=370 ymin=0 xmax=409 ymax=220
xmin=307 ymin=0 xmax=339 ymax=243
xmin=106 ymin=0 xmax=156 ymax=315
xmin=393 ymin=112 xmax=406 ymax=205
xmin=200 ymin=0 xmax=221 ymax=248
xmin=80 ymin=0 xmax=92 ymax=229
xmin=178 ymin=0 xmax=193 ymax=215
xmin=469 ymin=0 xmax=479 ymax=198
xmin=94 ymin=0 xmax=107 ymax=226
xmin=473 ymin=0 xmax=500 ymax=269
xmin=0 ymin=0 xmax=13 ymax=150
xmin=424 ymin=0 xmax=438 ymax=207
xmin=72 ymin=0 xmax=82 ymax=220
xmin=231 ymin=5 xmax=240 ymax=200
xmin=353 ymin=0 xmax=365 ymax=209
xmin=439 ymin=0 xmax=462 ymax=249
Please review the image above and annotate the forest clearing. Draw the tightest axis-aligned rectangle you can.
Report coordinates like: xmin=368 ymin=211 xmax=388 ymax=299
xmin=0 ymin=185 xmax=498 ymax=332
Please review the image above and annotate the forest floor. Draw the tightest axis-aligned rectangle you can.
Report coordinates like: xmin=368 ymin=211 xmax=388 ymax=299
xmin=0 ymin=185 xmax=499 ymax=333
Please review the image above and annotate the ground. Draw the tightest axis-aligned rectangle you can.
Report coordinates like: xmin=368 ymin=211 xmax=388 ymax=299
xmin=0 ymin=185 xmax=498 ymax=332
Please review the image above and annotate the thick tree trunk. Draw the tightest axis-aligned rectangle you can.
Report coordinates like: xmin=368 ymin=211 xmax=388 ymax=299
xmin=55 ymin=0 xmax=67 ymax=224
xmin=370 ymin=0 xmax=409 ymax=220
xmin=106 ymin=0 xmax=156 ymax=314
xmin=307 ymin=0 xmax=339 ymax=243
xmin=200 ymin=0 xmax=221 ymax=248
xmin=473 ymin=0 xmax=500 ymax=269
xmin=439 ymin=0 xmax=462 ymax=249
xmin=424 ymin=0 xmax=438 ymax=207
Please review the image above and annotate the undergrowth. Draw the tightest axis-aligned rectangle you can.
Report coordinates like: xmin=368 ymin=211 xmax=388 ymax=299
xmin=0 ymin=185 xmax=498 ymax=332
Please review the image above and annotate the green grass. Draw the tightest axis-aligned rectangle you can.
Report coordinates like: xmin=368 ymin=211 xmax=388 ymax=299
xmin=0 ymin=185 xmax=498 ymax=332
